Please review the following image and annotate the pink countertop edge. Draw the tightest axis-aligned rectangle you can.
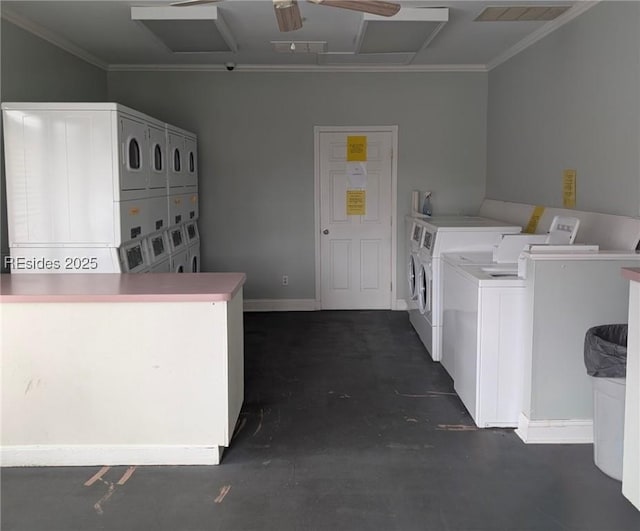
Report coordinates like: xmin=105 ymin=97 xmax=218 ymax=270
xmin=622 ymin=268 xmax=640 ymax=283
xmin=0 ymin=273 xmax=246 ymax=303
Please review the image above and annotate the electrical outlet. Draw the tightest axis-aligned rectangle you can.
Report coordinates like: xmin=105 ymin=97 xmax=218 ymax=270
xmin=282 ymin=275 xmax=289 ymax=286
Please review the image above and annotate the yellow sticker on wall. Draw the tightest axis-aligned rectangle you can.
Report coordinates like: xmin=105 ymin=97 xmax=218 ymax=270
xmin=347 ymin=136 xmax=367 ymax=162
xmin=524 ymin=206 xmax=545 ymax=234
xmin=563 ymin=169 xmax=577 ymax=208
xmin=346 ymin=190 xmax=366 ymax=215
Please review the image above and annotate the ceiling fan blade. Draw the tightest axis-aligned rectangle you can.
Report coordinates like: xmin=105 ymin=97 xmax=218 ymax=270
xmin=310 ymin=0 xmax=401 ymax=17
xmin=273 ymin=0 xmax=303 ymax=32
xmin=169 ymin=0 xmax=221 ymax=6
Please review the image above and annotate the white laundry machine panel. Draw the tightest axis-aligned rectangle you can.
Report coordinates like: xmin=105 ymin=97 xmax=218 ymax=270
xmin=167 ymin=130 xmax=186 ymax=189
xmin=146 ymin=230 xmax=170 ymax=266
xmin=2 ymin=105 xmax=117 ymax=245
xmin=188 ymin=240 xmax=201 ymax=272
xmin=148 ymin=196 xmax=169 ymax=233
xmin=442 ymin=259 xmax=525 ymax=427
xmin=119 ymin=239 xmax=149 ymax=273
xmin=147 ymin=122 xmax=167 ymax=193
xmin=185 ymin=135 xmax=198 ymax=188
xmin=417 ymin=217 xmax=521 ymax=362
xmin=186 ymin=190 xmax=199 ymax=222
xmin=169 ymin=224 xmax=187 ymax=253
xmin=170 ymin=249 xmax=189 ymax=273
xmin=185 ymin=221 xmax=199 ymax=246
xmin=169 ymin=193 xmax=192 ymax=227
xmin=150 ymin=257 xmax=171 ymax=273
xmin=118 ymin=198 xmax=151 ymax=243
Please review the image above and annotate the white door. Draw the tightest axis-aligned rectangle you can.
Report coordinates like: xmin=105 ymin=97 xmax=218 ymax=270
xmin=317 ymin=129 xmax=394 ymax=309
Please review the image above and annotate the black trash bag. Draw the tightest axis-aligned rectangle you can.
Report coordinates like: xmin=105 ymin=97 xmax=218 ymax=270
xmin=584 ymin=324 xmax=628 ymax=378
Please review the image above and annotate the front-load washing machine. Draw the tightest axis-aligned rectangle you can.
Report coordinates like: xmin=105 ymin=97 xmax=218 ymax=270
xmin=412 ymin=216 xmax=521 ymax=362
xmin=406 ymin=216 xmax=427 ymax=335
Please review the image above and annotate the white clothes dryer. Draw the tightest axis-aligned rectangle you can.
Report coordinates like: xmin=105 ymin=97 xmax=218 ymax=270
xmin=412 ymin=216 xmax=521 ymax=362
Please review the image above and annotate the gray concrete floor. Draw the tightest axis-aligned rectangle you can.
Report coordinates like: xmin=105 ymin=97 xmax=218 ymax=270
xmin=2 ymin=310 xmax=639 ymax=530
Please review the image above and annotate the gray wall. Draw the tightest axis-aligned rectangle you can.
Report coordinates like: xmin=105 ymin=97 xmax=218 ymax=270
xmin=1 ymin=19 xmax=108 ymax=271
xmin=487 ymin=1 xmax=640 ymax=217
xmin=108 ymin=71 xmax=488 ymax=300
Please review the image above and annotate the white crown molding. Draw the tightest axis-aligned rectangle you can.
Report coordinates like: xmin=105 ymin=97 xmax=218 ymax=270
xmin=108 ymin=63 xmax=488 ymax=73
xmin=487 ymin=1 xmax=600 ymax=71
xmin=1 ymin=7 xmax=109 ymax=71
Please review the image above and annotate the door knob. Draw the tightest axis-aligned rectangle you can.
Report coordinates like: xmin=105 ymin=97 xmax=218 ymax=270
xmin=323 ymin=229 xmax=329 ymax=235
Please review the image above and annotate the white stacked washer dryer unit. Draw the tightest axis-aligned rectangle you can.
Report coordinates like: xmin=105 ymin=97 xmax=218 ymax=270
xmin=412 ymin=217 xmax=521 ymax=362
xmin=167 ymin=123 xmax=200 ymax=274
xmin=1 ymin=102 xmax=199 ymax=274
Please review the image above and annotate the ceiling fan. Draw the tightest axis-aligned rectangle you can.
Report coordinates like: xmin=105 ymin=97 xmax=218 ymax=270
xmin=169 ymin=0 xmax=402 ymax=32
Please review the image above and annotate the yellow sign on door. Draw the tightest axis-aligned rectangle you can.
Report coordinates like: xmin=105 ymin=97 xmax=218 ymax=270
xmin=346 ymin=190 xmax=366 ymax=215
xmin=347 ymin=136 xmax=367 ymax=162
xmin=524 ymin=205 xmax=545 ymax=234
xmin=563 ymin=169 xmax=577 ymax=208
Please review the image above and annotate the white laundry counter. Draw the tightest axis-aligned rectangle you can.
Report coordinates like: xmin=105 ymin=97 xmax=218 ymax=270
xmin=621 ymin=268 xmax=640 ymax=510
xmin=0 ymin=272 xmax=245 ymax=466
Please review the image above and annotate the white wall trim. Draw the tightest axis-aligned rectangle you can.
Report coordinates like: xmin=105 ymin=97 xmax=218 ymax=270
xmin=314 ymin=126 xmax=398 ymax=311
xmin=1 ymin=445 xmax=224 ymax=467
xmin=487 ymin=1 xmax=600 ymax=71
xmin=108 ymin=63 xmax=488 ymax=73
xmin=243 ymin=299 xmax=318 ymax=312
xmin=515 ymin=413 xmax=593 ymax=444
xmin=1 ymin=8 xmax=109 ymax=71
xmin=396 ymin=299 xmax=408 ymax=311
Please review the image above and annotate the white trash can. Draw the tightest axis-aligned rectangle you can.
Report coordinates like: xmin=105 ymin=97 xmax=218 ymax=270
xmin=591 ymin=376 xmax=626 ymax=481
xmin=584 ymin=324 xmax=628 ymax=482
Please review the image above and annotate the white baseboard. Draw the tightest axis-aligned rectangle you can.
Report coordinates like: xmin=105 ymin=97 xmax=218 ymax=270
xmin=243 ymin=299 xmax=318 ymax=312
xmin=245 ymin=299 xmax=409 ymax=312
xmin=395 ymin=299 xmax=408 ymax=311
xmin=1 ymin=445 xmax=224 ymax=466
xmin=515 ymin=413 xmax=593 ymax=444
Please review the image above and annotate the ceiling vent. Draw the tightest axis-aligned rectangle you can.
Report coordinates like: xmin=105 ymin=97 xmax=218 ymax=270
xmin=355 ymin=7 xmax=449 ymax=54
xmin=475 ymin=5 xmax=571 ymax=22
xmin=131 ymin=5 xmax=237 ymax=53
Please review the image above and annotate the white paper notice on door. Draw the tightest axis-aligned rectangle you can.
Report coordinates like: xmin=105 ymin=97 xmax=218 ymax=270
xmin=347 ymin=162 xmax=367 ymax=189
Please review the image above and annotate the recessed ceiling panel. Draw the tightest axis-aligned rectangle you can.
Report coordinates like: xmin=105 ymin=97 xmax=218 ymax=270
xmin=131 ymin=5 xmax=237 ymax=53
xmin=356 ymin=8 xmax=449 ymax=55
xmin=358 ymin=20 xmax=444 ymax=54
xmin=138 ymin=19 xmax=230 ymax=53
